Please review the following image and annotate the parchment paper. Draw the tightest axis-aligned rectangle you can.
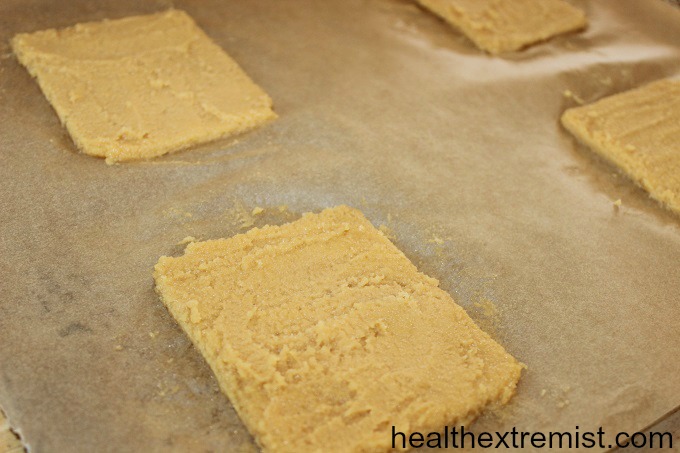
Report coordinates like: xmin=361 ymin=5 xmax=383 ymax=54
xmin=1 ymin=0 xmax=679 ymax=451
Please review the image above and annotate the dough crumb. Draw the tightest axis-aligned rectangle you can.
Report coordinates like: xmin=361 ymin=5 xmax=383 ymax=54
xmin=164 ymin=207 xmax=193 ymax=220
xmin=378 ymin=224 xmax=396 ymax=240
xmin=177 ymin=236 xmax=197 ymax=246
xmin=470 ymin=297 xmax=501 ymax=335
xmin=251 ymin=207 xmax=264 ymax=216
xmin=563 ymin=89 xmax=585 ymax=105
xmin=428 ymin=234 xmax=445 ymax=244
xmin=599 ymin=76 xmax=613 ymax=86
xmin=224 ymin=202 xmax=258 ymax=229
xmin=474 ymin=298 xmax=498 ymax=318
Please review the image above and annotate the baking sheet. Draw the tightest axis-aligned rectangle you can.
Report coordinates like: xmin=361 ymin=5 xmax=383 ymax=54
xmin=1 ymin=0 xmax=679 ymax=451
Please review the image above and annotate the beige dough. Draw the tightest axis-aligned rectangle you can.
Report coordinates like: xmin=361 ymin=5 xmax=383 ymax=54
xmin=562 ymin=79 xmax=680 ymax=215
xmin=0 ymin=410 xmax=23 ymax=453
xmin=417 ymin=0 xmax=587 ymax=54
xmin=154 ymin=206 xmax=522 ymax=453
xmin=11 ymin=10 xmax=276 ymax=163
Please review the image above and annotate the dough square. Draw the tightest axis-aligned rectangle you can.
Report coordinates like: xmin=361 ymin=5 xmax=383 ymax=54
xmin=417 ymin=0 xmax=587 ymax=54
xmin=11 ymin=10 xmax=276 ymax=163
xmin=154 ymin=206 xmax=522 ymax=452
xmin=562 ymin=79 xmax=680 ymax=215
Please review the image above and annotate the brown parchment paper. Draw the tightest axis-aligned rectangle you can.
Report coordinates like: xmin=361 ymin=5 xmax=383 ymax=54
xmin=1 ymin=0 xmax=679 ymax=451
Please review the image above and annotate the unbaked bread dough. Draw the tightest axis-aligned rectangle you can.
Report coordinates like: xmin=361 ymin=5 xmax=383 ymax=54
xmin=417 ymin=0 xmax=587 ymax=54
xmin=154 ymin=206 xmax=522 ymax=453
xmin=11 ymin=10 xmax=276 ymax=163
xmin=562 ymin=79 xmax=680 ymax=215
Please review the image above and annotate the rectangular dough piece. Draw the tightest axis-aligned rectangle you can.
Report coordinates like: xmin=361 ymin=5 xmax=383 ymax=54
xmin=417 ymin=0 xmax=587 ymax=54
xmin=154 ymin=206 xmax=522 ymax=453
xmin=11 ymin=10 xmax=276 ymax=163
xmin=561 ymin=79 xmax=680 ymax=215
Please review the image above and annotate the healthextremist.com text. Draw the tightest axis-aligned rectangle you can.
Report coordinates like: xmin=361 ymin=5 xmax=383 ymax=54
xmin=392 ymin=425 xmax=673 ymax=449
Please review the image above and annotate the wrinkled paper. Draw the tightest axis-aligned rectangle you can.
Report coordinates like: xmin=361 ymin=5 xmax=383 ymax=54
xmin=0 ymin=0 xmax=679 ymax=451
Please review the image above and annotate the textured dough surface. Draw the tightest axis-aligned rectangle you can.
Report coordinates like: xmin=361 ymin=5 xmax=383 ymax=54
xmin=562 ymin=79 xmax=680 ymax=215
xmin=154 ymin=206 xmax=522 ymax=453
xmin=11 ymin=10 xmax=276 ymax=163
xmin=0 ymin=411 xmax=24 ymax=453
xmin=417 ymin=0 xmax=586 ymax=54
